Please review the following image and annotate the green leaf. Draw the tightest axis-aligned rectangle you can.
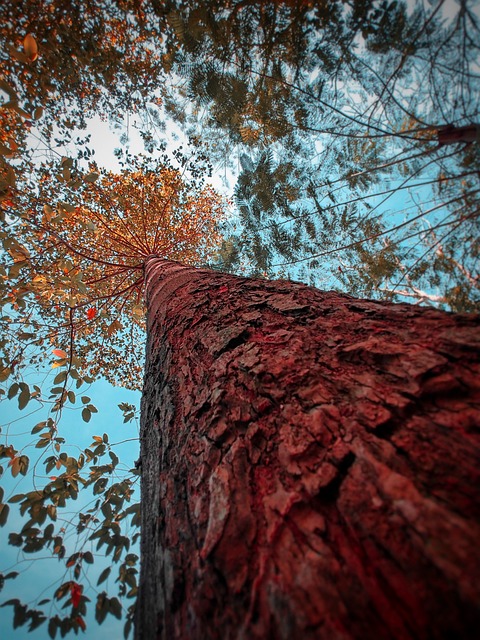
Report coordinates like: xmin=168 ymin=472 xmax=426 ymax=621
xmin=0 ymin=79 xmax=17 ymax=98
xmin=4 ymin=571 xmax=18 ymax=580
xmin=48 ymin=616 xmax=57 ymax=639
xmin=18 ymin=455 xmax=29 ymax=476
xmin=8 ymin=383 xmax=19 ymax=399
xmin=58 ymin=201 xmax=75 ymax=213
xmin=97 ymin=567 xmax=111 ymax=586
xmin=10 ymin=458 xmax=21 ymax=478
xmin=95 ymin=593 xmax=108 ymax=624
xmin=123 ymin=618 xmax=132 ymax=640
xmin=18 ymin=332 xmax=35 ymax=340
xmin=8 ymin=45 xmax=30 ymax=64
xmin=53 ymin=371 xmax=67 ymax=385
xmin=47 ymin=505 xmax=57 ymax=521
xmin=54 ymin=583 xmax=70 ymax=601
xmin=109 ymin=596 xmax=122 ymax=619
xmin=0 ymin=367 xmax=11 ymax=382
xmin=83 ymin=551 xmax=94 ymax=564
xmin=31 ymin=422 xmax=47 ymax=435
xmin=35 ymin=437 xmax=51 ymax=449
xmin=18 ymin=388 xmax=30 ymax=410
xmin=0 ymin=503 xmax=10 ymax=527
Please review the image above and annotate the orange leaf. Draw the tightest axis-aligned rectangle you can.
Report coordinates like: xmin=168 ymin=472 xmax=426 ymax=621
xmin=23 ymin=34 xmax=38 ymax=61
xmin=52 ymin=349 xmax=68 ymax=359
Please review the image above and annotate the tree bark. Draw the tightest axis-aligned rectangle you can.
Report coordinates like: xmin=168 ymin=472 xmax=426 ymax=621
xmin=136 ymin=256 xmax=480 ymax=640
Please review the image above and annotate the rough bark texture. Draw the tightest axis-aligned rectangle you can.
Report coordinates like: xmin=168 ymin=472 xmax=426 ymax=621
xmin=136 ymin=257 xmax=480 ymax=640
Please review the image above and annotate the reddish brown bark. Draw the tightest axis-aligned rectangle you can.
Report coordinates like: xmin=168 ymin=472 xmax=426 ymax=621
xmin=136 ymin=256 xmax=480 ymax=640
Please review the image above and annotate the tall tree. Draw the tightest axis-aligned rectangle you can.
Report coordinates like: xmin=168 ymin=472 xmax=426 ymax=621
xmin=138 ymin=256 xmax=480 ymax=639
xmin=1 ymin=1 xmax=480 ymax=637
xmin=3 ymin=195 xmax=479 ymax=637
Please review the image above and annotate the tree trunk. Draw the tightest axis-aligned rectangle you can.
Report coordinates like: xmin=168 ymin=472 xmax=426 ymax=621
xmin=136 ymin=256 xmax=480 ymax=640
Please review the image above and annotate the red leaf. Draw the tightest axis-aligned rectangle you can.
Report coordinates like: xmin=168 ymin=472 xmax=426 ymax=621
xmin=86 ymin=307 xmax=96 ymax=320
xmin=70 ymin=582 xmax=83 ymax=608
xmin=5 ymin=446 xmax=15 ymax=459
xmin=76 ymin=615 xmax=86 ymax=631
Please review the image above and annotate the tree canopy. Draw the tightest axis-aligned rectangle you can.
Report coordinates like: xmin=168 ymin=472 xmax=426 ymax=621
xmin=146 ymin=0 xmax=479 ymax=309
xmin=0 ymin=0 xmax=479 ymax=637
xmin=3 ymin=152 xmax=223 ymax=387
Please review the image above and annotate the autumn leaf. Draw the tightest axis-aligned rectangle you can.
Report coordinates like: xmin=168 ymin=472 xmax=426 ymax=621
xmin=76 ymin=616 xmax=86 ymax=631
xmin=17 ymin=155 xmax=225 ymax=388
xmin=52 ymin=349 xmax=68 ymax=359
xmin=84 ymin=172 xmax=100 ymax=183
xmin=23 ymin=34 xmax=38 ymax=62
xmin=107 ymin=319 xmax=123 ymax=336
xmin=3 ymin=445 xmax=16 ymax=459
xmin=70 ymin=582 xmax=83 ymax=609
